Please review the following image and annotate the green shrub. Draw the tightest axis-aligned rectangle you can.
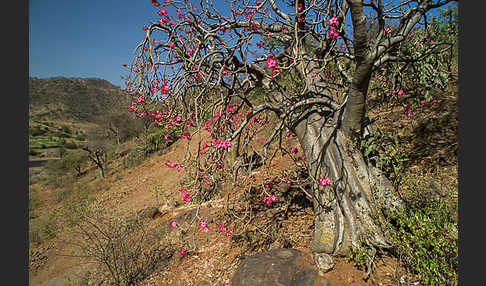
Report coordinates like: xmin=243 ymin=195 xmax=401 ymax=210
xmin=75 ymin=134 xmax=87 ymax=141
xmin=360 ymin=129 xmax=408 ymax=185
xmin=29 ymin=149 xmax=40 ymax=156
xmin=30 ymin=126 xmax=46 ymax=136
xmin=64 ymin=141 xmax=78 ymax=149
xmin=387 ymin=196 xmax=458 ymax=286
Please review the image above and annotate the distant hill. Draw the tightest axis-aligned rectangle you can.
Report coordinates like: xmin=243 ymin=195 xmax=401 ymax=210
xmin=29 ymin=76 xmax=128 ymax=122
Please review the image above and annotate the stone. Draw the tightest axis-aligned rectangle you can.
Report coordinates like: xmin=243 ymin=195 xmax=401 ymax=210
xmin=290 ymin=267 xmax=318 ymax=286
xmin=231 ymin=248 xmax=319 ymax=286
xmin=314 ymin=252 xmax=335 ymax=274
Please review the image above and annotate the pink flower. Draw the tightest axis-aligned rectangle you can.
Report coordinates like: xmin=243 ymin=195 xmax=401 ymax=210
xmin=158 ymin=8 xmax=168 ymax=16
xmin=199 ymin=220 xmax=207 ymax=228
xmin=164 ymin=134 xmax=169 ymax=140
xmin=384 ymin=27 xmax=392 ymax=34
xmin=165 ymin=160 xmax=176 ymax=168
xmin=175 ymin=164 xmax=183 ymax=172
xmin=327 ymin=28 xmax=339 ymax=41
xmin=175 ymin=115 xmax=182 ymax=122
xmin=170 ymin=220 xmax=177 ymax=228
xmin=257 ymin=41 xmax=264 ymax=48
xmin=397 ymin=89 xmax=404 ymax=95
xmin=218 ymin=223 xmax=225 ymax=232
xmin=270 ymin=194 xmax=277 ymax=202
xmin=226 ymin=229 xmax=234 ymax=238
xmin=181 ymin=132 xmax=190 ymax=139
xmin=180 ymin=246 xmax=186 ymax=257
xmin=202 ymin=226 xmax=209 ymax=233
xmin=319 ymin=177 xmax=331 ymax=186
xmin=137 ymin=95 xmax=144 ymax=103
xmin=221 ymin=65 xmax=228 ymax=76
xmin=265 ymin=56 xmax=277 ymax=69
xmin=328 ymin=16 xmax=338 ymax=26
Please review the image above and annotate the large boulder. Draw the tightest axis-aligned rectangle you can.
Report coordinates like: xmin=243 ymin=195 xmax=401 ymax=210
xmin=231 ymin=248 xmax=331 ymax=286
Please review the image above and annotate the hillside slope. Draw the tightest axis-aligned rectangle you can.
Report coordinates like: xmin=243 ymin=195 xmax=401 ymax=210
xmin=29 ymin=76 xmax=127 ymax=122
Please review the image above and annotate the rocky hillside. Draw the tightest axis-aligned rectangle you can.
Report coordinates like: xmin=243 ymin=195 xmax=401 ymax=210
xmin=29 ymin=77 xmax=128 ymax=122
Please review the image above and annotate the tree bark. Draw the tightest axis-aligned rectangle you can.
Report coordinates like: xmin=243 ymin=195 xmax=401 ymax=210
xmin=293 ymin=110 xmax=403 ymax=269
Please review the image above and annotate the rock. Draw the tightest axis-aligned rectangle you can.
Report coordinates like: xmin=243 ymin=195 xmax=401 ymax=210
xmin=231 ymin=248 xmax=319 ymax=286
xmin=314 ymin=252 xmax=335 ymax=274
xmin=290 ymin=267 xmax=318 ymax=286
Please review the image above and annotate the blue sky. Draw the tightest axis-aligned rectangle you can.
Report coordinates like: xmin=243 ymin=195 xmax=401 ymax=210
xmin=29 ymin=0 xmax=163 ymax=88
xmin=29 ymin=0 xmax=454 ymax=88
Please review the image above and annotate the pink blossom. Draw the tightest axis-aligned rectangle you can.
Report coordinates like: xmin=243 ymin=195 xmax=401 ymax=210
xmin=180 ymin=246 xmax=186 ymax=257
xmin=226 ymin=229 xmax=234 ymax=238
xmin=164 ymin=133 xmax=169 ymax=140
xmin=175 ymin=164 xmax=183 ymax=172
xmin=157 ymin=8 xmax=168 ymax=16
xmin=327 ymin=28 xmax=339 ymax=41
xmin=165 ymin=160 xmax=176 ymax=168
xmin=170 ymin=221 xmax=177 ymax=228
xmin=265 ymin=56 xmax=277 ymax=69
xmin=218 ymin=223 xmax=225 ymax=232
xmin=397 ymin=89 xmax=404 ymax=95
xmin=257 ymin=41 xmax=264 ymax=48
xmin=199 ymin=220 xmax=207 ymax=228
xmin=384 ymin=27 xmax=392 ymax=34
xmin=181 ymin=132 xmax=190 ymax=139
xmin=319 ymin=177 xmax=331 ymax=186
xmin=328 ymin=16 xmax=338 ymax=26
xmin=137 ymin=95 xmax=144 ymax=103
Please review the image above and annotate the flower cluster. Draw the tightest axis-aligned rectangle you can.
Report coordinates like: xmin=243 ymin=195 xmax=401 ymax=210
xmin=199 ymin=220 xmax=209 ymax=233
xmin=165 ymin=160 xmax=183 ymax=171
xmin=263 ymin=194 xmax=277 ymax=206
xmin=327 ymin=16 xmax=339 ymax=41
xmin=319 ymin=177 xmax=331 ymax=186
xmin=212 ymin=138 xmax=232 ymax=148
xmin=179 ymin=187 xmax=193 ymax=202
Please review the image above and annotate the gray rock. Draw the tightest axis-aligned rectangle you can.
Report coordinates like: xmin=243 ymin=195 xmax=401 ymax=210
xmin=314 ymin=252 xmax=335 ymax=274
xmin=290 ymin=267 xmax=318 ymax=286
xmin=231 ymin=248 xmax=319 ymax=286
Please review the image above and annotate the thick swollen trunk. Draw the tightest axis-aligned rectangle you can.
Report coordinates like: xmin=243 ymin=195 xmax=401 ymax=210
xmin=293 ymin=111 xmax=402 ymax=268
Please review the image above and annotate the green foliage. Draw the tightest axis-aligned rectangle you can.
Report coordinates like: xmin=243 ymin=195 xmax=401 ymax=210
xmin=64 ymin=141 xmax=78 ymax=149
xmin=348 ymin=241 xmax=374 ymax=270
xmin=369 ymin=5 xmax=457 ymax=106
xmin=388 ymin=196 xmax=458 ymax=286
xmin=360 ymin=129 xmax=408 ymax=185
xmin=75 ymin=134 xmax=87 ymax=141
xmin=145 ymin=129 xmax=168 ymax=154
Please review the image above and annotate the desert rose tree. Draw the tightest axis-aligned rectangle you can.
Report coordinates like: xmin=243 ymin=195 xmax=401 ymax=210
xmin=124 ymin=0 xmax=457 ymax=273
